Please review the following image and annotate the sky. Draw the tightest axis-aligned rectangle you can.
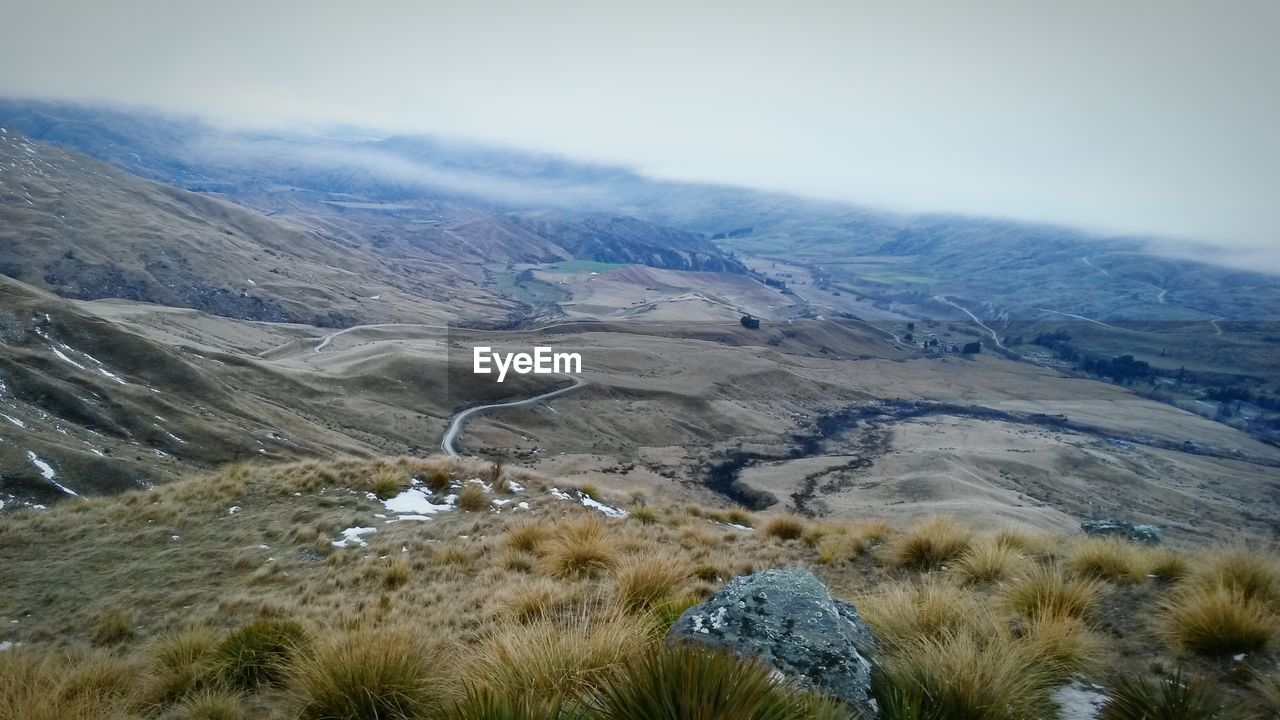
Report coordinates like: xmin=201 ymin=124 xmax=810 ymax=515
xmin=1 ymin=0 xmax=1277 ymax=257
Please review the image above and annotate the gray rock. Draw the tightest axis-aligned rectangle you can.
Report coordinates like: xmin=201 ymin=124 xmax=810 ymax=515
xmin=667 ymin=568 xmax=877 ymax=716
xmin=1080 ymin=519 xmax=1163 ymax=545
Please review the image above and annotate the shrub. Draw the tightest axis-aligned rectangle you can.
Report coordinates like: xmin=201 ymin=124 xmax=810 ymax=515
xmin=291 ymin=625 xmax=447 ymax=720
xmin=542 ymin=516 xmax=618 ymax=577
xmin=612 ymin=555 xmax=693 ymax=613
xmin=1068 ymin=538 xmax=1148 ymax=584
xmin=213 ymin=617 xmax=309 ymax=690
xmin=953 ymin=540 xmax=1031 ymax=584
xmin=369 ymin=467 xmax=408 ymax=500
xmin=1004 ymin=564 xmax=1103 ymax=621
xmin=456 ymin=484 xmax=490 ymax=512
xmin=1100 ymin=668 xmax=1227 ymax=720
xmin=90 ymin=607 xmax=135 ymax=646
xmin=1162 ymin=584 xmax=1278 ymax=655
xmin=589 ymin=645 xmax=855 ymax=720
xmin=889 ymin=517 xmax=971 ymax=570
xmin=762 ymin=514 xmax=807 ymax=541
xmin=876 ymin=631 xmax=1055 ymax=720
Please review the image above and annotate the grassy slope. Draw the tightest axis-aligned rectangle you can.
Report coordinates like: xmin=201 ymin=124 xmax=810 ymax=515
xmin=2 ymin=455 xmax=1278 ymax=718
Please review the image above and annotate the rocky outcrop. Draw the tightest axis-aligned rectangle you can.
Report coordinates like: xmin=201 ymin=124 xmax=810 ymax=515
xmin=667 ymin=568 xmax=877 ymax=716
xmin=1081 ymin=519 xmax=1163 ymax=545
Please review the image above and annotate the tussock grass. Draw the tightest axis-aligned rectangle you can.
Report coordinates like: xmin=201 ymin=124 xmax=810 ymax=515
xmin=456 ymin=483 xmax=490 ymax=512
xmin=90 ymin=607 xmax=135 ymax=646
xmin=542 ymin=516 xmax=618 ymax=577
xmin=1004 ymin=564 xmax=1103 ymax=621
xmin=463 ymin=611 xmax=655 ymax=701
xmin=1099 ymin=668 xmax=1227 ymax=720
xmin=139 ymin=627 xmax=221 ymax=707
xmin=888 ymin=517 xmax=972 ymax=570
xmin=629 ymin=506 xmax=660 ymax=525
xmin=173 ymin=686 xmax=247 ymax=720
xmin=423 ymin=465 xmax=453 ymax=492
xmin=877 ymin=630 xmax=1056 ymax=720
xmin=493 ymin=577 xmax=575 ymax=623
xmin=588 ymin=645 xmax=854 ymax=719
xmin=503 ymin=519 xmax=549 ymax=553
xmin=952 ymin=539 xmax=1032 ymax=584
xmin=761 ymin=514 xmax=808 ymax=541
xmin=290 ymin=625 xmax=449 ymax=720
xmin=213 ymin=617 xmax=308 ymax=690
xmin=1161 ymin=584 xmax=1279 ymax=655
xmin=451 ymin=687 xmax=572 ymax=720
xmin=992 ymin=528 xmax=1055 ymax=557
xmin=369 ymin=467 xmax=409 ymax=500
xmin=383 ymin=555 xmax=411 ymax=589
xmin=1020 ymin=615 xmax=1101 ymax=679
xmin=858 ymin=578 xmax=996 ymax=648
xmin=1252 ymin=673 xmax=1280 ymax=714
xmin=1185 ymin=546 xmax=1280 ymax=606
xmin=612 ymin=554 xmax=693 ymax=613
xmin=1067 ymin=537 xmax=1150 ymax=584
xmin=0 ymin=647 xmax=139 ymax=720
xmin=1144 ymin=548 xmax=1189 ymax=582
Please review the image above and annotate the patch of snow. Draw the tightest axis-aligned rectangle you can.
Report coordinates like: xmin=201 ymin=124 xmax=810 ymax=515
xmin=332 ymin=526 xmax=377 ymax=548
xmin=383 ymin=488 xmax=453 ymax=515
xmin=227 ymin=506 xmax=241 ymax=515
xmin=517 ymin=501 xmax=530 ymax=510
xmin=91 ymin=448 xmax=105 ymax=456
xmin=581 ymin=494 xmax=628 ymax=518
xmin=390 ymin=514 xmax=432 ymax=522
xmin=50 ymin=347 xmax=86 ymax=370
xmin=1053 ymin=682 xmax=1108 ymax=720
xmin=507 ymin=480 xmax=524 ymax=493
xmin=492 ymin=498 xmax=511 ymax=507
xmin=550 ymin=488 xmax=573 ymax=501
xmin=0 ymin=641 xmax=15 ymax=652
xmin=0 ymin=413 xmax=25 ymax=429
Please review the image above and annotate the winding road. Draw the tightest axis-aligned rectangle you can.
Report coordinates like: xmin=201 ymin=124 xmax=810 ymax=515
xmin=934 ymin=295 xmax=1005 ymax=349
xmin=440 ymin=376 xmax=588 ymax=456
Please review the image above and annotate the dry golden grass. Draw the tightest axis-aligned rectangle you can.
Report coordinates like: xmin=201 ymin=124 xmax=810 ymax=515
xmin=138 ymin=627 xmax=221 ymax=708
xmin=879 ymin=630 xmax=1057 ymax=720
xmin=888 ymin=517 xmax=973 ymax=570
xmin=857 ymin=577 xmax=996 ymax=648
xmin=1161 ymin=584 xmax=1279 ymax=655
xmin=542 ymin=515 xmax=619 ymax=577
xmin=455 ymin=483 xmax=490 ymax=512
xmin=0 ymin=647 xmax=140 ymax=720
xmin=502 ymin=519 xmax=549 ymax=553
xmin=492 ymin=577 xmax=577 ymax=623
xmin=369 ymin=467 xmax=409 ymax=500
xmin=1067 ymin=537 xmax=1150 ymax=584
xmin=173 ymin=686 xmax=247 ymax=720
xmin=761 ymin=513 xmax=808 ymax=541
xmin=1020 ymin=615 xmax=1101 ymax=679
xmin=1004 ymin=564 xmax=1104 ymax=621
xmin=289 ymin=625 xmax=451 ymax=720
xmin=992 ymin=528 xmax=1055 ymax=557
xmin=1185 ymin=546 xmax=1280 ymax=607
xmin=1144 ymin=547 xmax=1190 ymax=582
xmin=462 ymin=610 xmax=656 ymax=701
xmin=383 ymin=556 xmax=411 ymax=589
xmin=952 ymin=539 xmax=1032 ymax=584
xmin=90 ymin=607 xmax=135 ymax=646
xmin=612 ymin=554 xmax=694 ymax=613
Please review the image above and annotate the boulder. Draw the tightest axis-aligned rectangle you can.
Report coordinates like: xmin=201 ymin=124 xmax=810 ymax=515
xmin=667 ymin=568 xmax=877 ymax=716
xmin=1080 ymin=519 xmax=1163 ymax=545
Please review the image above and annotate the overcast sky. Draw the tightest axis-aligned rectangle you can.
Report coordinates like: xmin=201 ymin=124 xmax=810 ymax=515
xmin=1 ymin=0 xmax=1277 ymax=255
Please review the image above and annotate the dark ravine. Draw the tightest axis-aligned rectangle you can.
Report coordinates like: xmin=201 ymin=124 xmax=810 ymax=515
xmin=702 ymin=399 xmax=1280 ymax=513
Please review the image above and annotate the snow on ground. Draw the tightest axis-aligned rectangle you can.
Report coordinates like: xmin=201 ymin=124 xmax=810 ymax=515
xmin=0 ymin=412 xmax=25 ymax=429
xmin=1054 ymin=682 xmax=1108 ymax=720
xmin=550 ymin=487 xmax=628 ymax=518
xmin=26 ymin=451 xmax=79 ymax=496
xmin=50 ymin=347 xmax=86 ymax=370
xmin=332 ymin=526 xmax=377 ymax=548
xmin=382 ymin=487 xmax=454 ymax=515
